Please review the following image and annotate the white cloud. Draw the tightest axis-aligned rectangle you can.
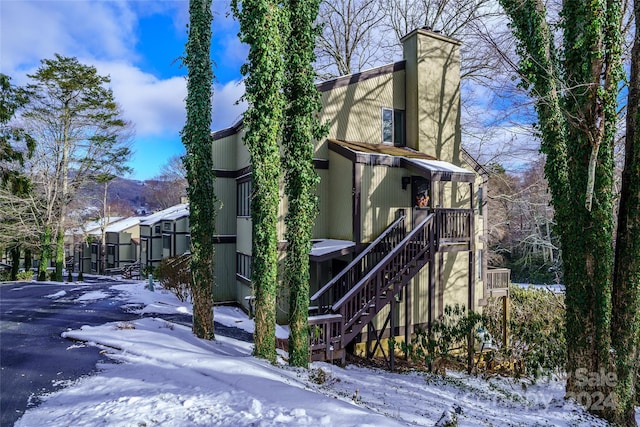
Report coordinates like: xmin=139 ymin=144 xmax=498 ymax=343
xmin=0 ymin=1 xmax=138 ymax=76
xmin=93 ymin=60 xmax=187 ymax=137
xmin=213 ymin=80 xmax=247 ymax=130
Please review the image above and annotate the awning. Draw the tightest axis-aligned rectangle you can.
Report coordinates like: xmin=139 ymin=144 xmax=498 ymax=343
xmin=400 ymin=158 xmax=475 ymax=182
xmin=309 ymin=239 xmax=355 ymax=262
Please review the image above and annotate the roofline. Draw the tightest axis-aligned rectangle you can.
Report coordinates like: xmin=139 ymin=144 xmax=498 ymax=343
xmin=400 ymin=27 xmax=462 ymax=46
xmin=212 ymin=60 xmax=407 ymax=141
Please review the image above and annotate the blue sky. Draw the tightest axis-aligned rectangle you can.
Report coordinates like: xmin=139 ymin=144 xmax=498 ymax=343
xmin=0 ymin=0 xmax=247 ymax=180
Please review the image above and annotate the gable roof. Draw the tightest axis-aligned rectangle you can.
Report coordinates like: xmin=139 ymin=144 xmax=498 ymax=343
xmin=139 ymin=204 xmax=189 ymax=226
xmin=329 ymin=139 xmax=475 ymax=182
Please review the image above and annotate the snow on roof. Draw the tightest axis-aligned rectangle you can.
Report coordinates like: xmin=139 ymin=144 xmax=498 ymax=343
xmin=67 ymin=217 xmax=123 ymax=236
xmin=104 ymin=217 xmax=143 ymax=233
xmin=310 ymin=239 xmax=355 ymax=261
xmin=139 ymin=204 xmax=189 ymax=226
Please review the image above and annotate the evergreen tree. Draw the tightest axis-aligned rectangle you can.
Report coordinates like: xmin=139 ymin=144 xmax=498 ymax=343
xmin=282 ymin=0 xmax=326 ymax=367
xmin=233 ymin=0 xmax=285 ymax=362
xmin=182 ymin=0 xmax=216 ymax=339
xmin=23 ymin=56 xmax=131 ymax=282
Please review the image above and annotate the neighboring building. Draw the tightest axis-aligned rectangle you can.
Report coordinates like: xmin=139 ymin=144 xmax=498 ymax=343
xmin=139 ymin=203 xmax=190 ymax=272
xmin=67 ymin=216 xmax=124 ymax=274
xmin=68 ymin=204 xmax=190 ymax=275
xmin=210 ymin=28 xmax=503 ymax=362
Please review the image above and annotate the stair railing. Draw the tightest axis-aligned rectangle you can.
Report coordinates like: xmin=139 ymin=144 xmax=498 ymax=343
xmin=332 ymin=213 xmax=435 ymax=343
xmin=310 ymin=213 xmax=407 ymax=314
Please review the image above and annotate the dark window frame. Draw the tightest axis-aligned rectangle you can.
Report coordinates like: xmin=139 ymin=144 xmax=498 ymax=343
xmin=237 ymin=178 xmax=252 ymax=217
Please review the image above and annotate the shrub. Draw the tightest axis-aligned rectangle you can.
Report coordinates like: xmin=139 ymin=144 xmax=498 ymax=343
xmin=156 ymin=256 xmax=191 ymax=302
xmin=401 ymin=304 xmax=486 ymax=374
xmin=16 ymin=271 xmax=34 ymax=281
xmin=141 ymin=264 xmax=156 ymax=278
xmin=483 ymin=285 xmax=566 ymax=380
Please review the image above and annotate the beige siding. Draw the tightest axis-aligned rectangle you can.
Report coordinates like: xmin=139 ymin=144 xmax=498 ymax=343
xmin=328 ymin=151 xmax=353 ymax=240
xmin=212 ymin=243 xmax=236 ymax=303
xmin=360 ymin=164 xmax=410 ymax=242
xmin=313 ymin=169 xmax=330 ymax=238
xmin=236 ymin=217 xmax=252 ymax=255
xmin=318 ymin=70 xmax=405 ymax=158
xmin=211 ymin=134 xmax=237 ymax=171
xmin=414 ymin=32 xmax=461 ymax=162
xmin=214 ymin=178 xmax=237 ymax=235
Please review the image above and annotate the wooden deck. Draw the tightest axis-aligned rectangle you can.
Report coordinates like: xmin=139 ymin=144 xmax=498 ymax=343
xmin=308 ymin=208 xmax=475 ymax=364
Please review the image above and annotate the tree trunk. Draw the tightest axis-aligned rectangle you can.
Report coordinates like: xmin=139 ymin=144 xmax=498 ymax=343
xmin=610 ymin=2 xmax=640 ymax=424
xmin=24 ymin=248 xmax=31 ymax=273
xmin=183 ymin=0 xmax=215 ymax=340
xmin=10 ymin=246 xmax=20 ymax=281
xmin=38 ymin=225 xmax=51 ymax=281
xmin=283 ymin=0 xmax=325 ymax=367
xmin=55 ymin=228 xmax=64 ymax=281
xmin=233 ymin=0 xmax=285 ymax=362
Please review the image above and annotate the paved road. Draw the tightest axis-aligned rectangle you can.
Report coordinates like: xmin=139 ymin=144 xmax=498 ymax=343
xmin=0 ymin=276 xmax=254 ymax=427
xmin=0 ymin=277 xmax=141 ymax=426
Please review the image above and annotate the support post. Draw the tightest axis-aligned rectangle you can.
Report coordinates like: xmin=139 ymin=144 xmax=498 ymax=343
xmin=502 ymin=295 xmax=510 ymax=348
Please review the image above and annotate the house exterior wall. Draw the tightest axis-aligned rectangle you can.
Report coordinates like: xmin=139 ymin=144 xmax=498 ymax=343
xmin=210 ymin=28 xmax=487 ymax=332
xmin=214 ymin=178 xmax=237 ymax=234
xmin=360 ymin=164 xmax=409 ymax=243
xmin=403 ymin=29 xmax=461 ymax=163
xmin=327 ymin=151 xmax=353 ymax=240
xmin=313 ymin=169 xmax=330 ymax=239
xmin=317 ymin=69 xmax=405 ymax=158
xmin=212 ymin=243 xmax=236 ymax=303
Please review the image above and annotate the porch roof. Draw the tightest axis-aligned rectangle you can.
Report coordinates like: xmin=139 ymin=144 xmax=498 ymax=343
xmin=310 ymin=239 xmax=355 ymax=262
xmin=328 ymin=139 xmax=476 ymax=182
xmin=400 ymin=158 xmax=475 ymax=183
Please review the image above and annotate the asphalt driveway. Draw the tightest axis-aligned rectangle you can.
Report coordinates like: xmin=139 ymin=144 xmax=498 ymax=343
xmin=0 ymin=277 xmax=140 ymax=426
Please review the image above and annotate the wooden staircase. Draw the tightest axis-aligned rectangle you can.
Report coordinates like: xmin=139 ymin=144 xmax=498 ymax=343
xmin=307 ymin=208 xmax=472 ymax=364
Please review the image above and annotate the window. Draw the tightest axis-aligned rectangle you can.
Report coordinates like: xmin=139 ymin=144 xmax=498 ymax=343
xmin=107 ymin=245 xmax=115 ymax=256
xmin=154 ymin=225 xmax=161 ymax=234
xmin=477 ymin=187 xmax=483 ymax=216
xmin=163 ymin=235 xmax=171 ymax=250
xmin=91 ymin=244 xmax=98 ymax=254
xmin=163 ymin=222 xmax=171 ymax=231
xmin=237 ymin=179 xmax=252 ymax=217
xmin=236 ymin=253 xmax=252 ymax=280
xmin=478 ymin=250 xmax=483 ymax=280
xmin=381 ymin=108 xmax=405 ymax=146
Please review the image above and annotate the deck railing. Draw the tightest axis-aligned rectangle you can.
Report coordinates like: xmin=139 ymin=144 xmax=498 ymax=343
xmin=308 ymin=314 xmax=345 ymax=362
xmin=436 ymin=208 xmax=473 ymax=247
xmin=333 ymin=213 xmax=435 ymax=343
xmin=309 ymin=213 xmax=407 ymax=314
xmin=486 ymin=268 xmax=510 ymax=291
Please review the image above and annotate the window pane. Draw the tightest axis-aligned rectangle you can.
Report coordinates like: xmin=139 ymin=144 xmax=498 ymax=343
xmin=394 ymin=110 xmax=405 ymax=146
xmin=382 ymin=108 xmax=393 ymax=143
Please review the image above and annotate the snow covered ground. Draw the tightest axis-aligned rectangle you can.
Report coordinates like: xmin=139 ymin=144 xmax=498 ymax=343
xmin=16 ymin=279 xmax=639 ymax=426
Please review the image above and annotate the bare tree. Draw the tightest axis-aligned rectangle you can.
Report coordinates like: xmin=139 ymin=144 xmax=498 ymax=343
xmin=315 ymin=0 xmax=385 ymax=78
xmin=144 ymin=154 xmax=188 ymax=209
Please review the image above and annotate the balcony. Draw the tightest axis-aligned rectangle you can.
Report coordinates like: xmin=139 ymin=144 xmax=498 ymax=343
xmin=486 ymin=268 xmax=510 ymax=298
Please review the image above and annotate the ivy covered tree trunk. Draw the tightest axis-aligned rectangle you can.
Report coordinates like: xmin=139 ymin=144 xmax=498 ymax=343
xmin=611 ymin=1 xmax=640 ymax=423
xmin=183 ymin=0 xmax=216 ymax=340
xmin=233 ymin=0 xmax=284 ymax=362
xmin=282 ymin=0 xmax=325 ymax=367
xmin=499 ymin=0 xmax=627 ymax=423
xmin=38 ymin=225 xmax=51 ymax=281
xmin=559 ymin=0 xmax=620 ymax=403
xmin=10 ymin=246 xmax=20 ymax=281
